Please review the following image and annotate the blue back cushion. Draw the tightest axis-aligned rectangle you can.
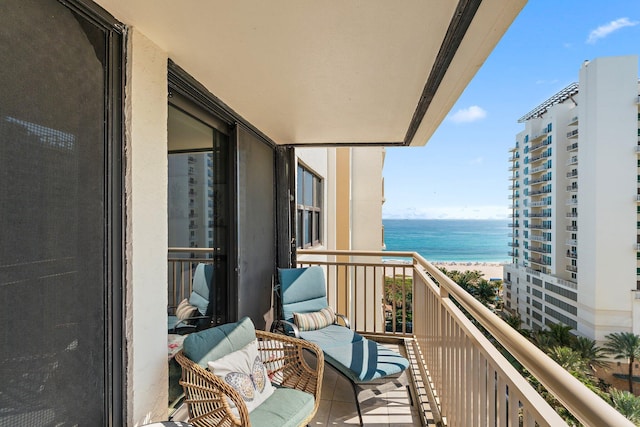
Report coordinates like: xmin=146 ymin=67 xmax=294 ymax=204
xmin=188 ymin=263 xmax=213 ymax=315
xmin=279 ymin=267 xmax=329 ymax=322
xmin=182 ymin=316 xmax=256 ymax=367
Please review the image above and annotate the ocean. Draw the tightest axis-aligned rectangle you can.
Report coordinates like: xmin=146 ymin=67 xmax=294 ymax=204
xmin=383 ymin=219 xmax=510 ymax=263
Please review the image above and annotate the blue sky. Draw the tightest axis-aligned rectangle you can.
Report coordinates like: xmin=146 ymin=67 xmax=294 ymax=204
xmin=382 ymin=1 xmax=640 ymax=220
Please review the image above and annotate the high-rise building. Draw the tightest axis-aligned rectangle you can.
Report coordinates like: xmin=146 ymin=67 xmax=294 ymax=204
xmin=504 ymin=55 xmax=640 ymax=342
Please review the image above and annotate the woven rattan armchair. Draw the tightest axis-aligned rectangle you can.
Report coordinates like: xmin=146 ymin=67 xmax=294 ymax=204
xmin=175 ymin=326 xmax=323 ymax=427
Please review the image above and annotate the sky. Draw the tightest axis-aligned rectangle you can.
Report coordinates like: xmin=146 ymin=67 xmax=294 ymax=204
xmin=382 ymin=1 xmax=640 ymax=220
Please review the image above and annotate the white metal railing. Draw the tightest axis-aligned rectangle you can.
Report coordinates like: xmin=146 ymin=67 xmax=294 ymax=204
xmin=297 ymin=250 xmax=632 ymax=426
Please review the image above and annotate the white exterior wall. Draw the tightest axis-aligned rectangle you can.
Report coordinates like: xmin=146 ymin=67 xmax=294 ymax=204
xmin=508 ymin=56 xmax=639 ymax=340
xmin=577 ymin=56 xmax=638 ymax=341
xmin=351 ymin=147 xmax=384 ymax=250
xmin=125 ymin=29 xmax=169 ymax=425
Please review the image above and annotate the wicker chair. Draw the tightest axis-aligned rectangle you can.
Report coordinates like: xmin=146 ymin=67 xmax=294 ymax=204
xmin=175 ymin=319 xmax=324 ymax=427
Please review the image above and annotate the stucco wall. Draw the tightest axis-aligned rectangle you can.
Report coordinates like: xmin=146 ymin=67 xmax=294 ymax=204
xmin=125 ymin=28 xmax=169 ymax=425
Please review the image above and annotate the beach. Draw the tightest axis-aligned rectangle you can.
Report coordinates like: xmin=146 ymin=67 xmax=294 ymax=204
xmin=430 ymin=261 xmax=504 ymax=280
xmin=383 ymin=260 xmax=505 ymax=280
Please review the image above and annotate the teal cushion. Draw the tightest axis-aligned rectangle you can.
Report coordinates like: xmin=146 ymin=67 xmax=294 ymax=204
xmin=279 ymin=267 xmax=328 ymax=321
xmin=189 ymin=263 xmax=213 ymax=315
xmin=249 ymin=387 xmax=315 ymax=427
xmin=323 ymin=338 xmax=409 ymax=382
xmin=168 ymin=315 xmax=180 ymax=331
xmin=300 ymin=324 xmax=363 ymax=349
xmin=182 ymin=317 xmax=255 ymax=367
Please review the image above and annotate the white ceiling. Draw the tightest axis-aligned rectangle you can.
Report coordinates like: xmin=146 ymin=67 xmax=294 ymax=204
xmin=96 ymin=0 xmax=526 ymax=146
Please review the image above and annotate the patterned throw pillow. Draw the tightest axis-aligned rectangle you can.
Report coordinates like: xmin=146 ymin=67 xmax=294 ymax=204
xmin=176 ymin=298 xmax=197 ymax=320
xmin=208 ymin=339 xmax=275 ymax=415
xmin=293 ymin=306 xmax=335 ymax=331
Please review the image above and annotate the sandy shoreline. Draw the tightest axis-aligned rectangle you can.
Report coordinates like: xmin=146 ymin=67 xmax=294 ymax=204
xmin=430 ymin=261 xmax=504 ymax=280
xmin=384 ymin=260 xmax=505 ymax=280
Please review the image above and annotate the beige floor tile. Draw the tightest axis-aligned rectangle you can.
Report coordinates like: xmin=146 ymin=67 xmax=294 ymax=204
xmin=327 ymin=401 xmax=362 ymax=425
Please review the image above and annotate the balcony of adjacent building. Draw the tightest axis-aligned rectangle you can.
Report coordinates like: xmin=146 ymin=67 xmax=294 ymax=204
xmin=530 ymin=199 xmax=551 ymax=208
xmin=529 ymin=211 xmax=552 ymax=218
xmin=530 ymin=233 xmax=550 ymax=243
xmin=167 ymin=249 xmax=630 ymax=426
xmin=568 ymin=115 xmax=579 ymax=126
xmin=508 ymin=163 xmax=520 ymax=171
xmin=566 ymin=264 xmax=578 ymax=273
xmin=567 ymin=141 xmax=579 ymax=152
xmin=567 ymin=170 xmax=578 ymax=179
xmin=566 ymin=155 xmax=578 ymax=166
xmin=566 ymin=249 xmax=578 ymax=259
xmin=529 ymin=245 xmax=550 ymax=254
xmin=529 ymin=256 xmax=551 ymax=266
xmin=566 ymin=198 xmax=578 ymax=206
xmin=566 ymin=129 xmax=579 ymax=139
xmin=508 ymin=222 xmax=520 ymax=228
xmin=530 ymin=175 xmax=551 ymax=185
xmin=567 ymin=183 xmax=578 ymax=192
xmin=566 ymin=225 xmax=578 ymax=232
xmin=529 ymin=222 xmax=551 ymax=230
xmin=508 ymin=183 xmax=520 ymax=190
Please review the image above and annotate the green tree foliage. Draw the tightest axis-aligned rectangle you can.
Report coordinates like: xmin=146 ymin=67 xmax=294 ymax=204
xmin=610 ymin=388 xmax=640 ymax=425
xmin=383 ymin=275 xmax=413 ymax=328
xmin=604 ymin=332 xmax=640 ymax=393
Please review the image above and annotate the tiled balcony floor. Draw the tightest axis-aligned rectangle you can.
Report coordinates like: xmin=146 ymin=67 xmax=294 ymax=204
xmin=311 ymin=352 xmax=422 ymax=426
xmin=172 ymin=342 xmax=430 ymax=426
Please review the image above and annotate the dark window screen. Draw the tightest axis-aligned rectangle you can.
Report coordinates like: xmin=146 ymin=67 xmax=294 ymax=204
xmin=0 ymin=0 xmax=108 ymax=424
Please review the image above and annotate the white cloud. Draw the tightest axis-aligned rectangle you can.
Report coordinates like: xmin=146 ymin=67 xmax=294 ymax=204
xmin=586 ymin=18 xmax=639 ymax=44
xmin=469 ymin=157 xmax=484 ymax=165
xmin=382 ymin=205 xmax=509 ymax=220
xmin=449 ymin=105 xmax=487 ymax=123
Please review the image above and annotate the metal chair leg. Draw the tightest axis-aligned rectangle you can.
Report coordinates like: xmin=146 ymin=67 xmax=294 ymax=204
xmin=351 ymin=381 xmax=364 ymax=426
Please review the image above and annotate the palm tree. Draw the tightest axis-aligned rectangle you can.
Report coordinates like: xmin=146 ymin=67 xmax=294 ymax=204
xmin=573 ymin=336 xmax=607 ymax=371
xmin=476 ymin=279 xmax=499 ymax=307
xmin=604 ymin=332 xmax=640 ymax=393
xmin=610 ymin=388 xmax=640 ymax=425
xmin=546 ymin=323 xmax=575 ymax=348
xmin=547 ymin=346 xmax=588 ymax=376
xmin=504 ymin=313 xmax=522 ymax=330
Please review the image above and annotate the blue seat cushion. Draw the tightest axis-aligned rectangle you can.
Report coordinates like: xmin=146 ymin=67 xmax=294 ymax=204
xmin=323 ymin=338 xmax=410 ymax=383
xmin=182 ymin=316 xmax=256 ymax=367
xmin=249 ymin=387 xmax=315 ymax=427
xmin=279 ymin=267 xmax=329 ymax=321
xmin=299 ymin=324 xmax=363 ymax=349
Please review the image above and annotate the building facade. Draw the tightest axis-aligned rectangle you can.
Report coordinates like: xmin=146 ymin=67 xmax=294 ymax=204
xmin=504 ymin=55 xmax=640 ymax=343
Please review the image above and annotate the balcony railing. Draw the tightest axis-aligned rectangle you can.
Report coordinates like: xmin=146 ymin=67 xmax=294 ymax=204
xmin=567 ymin=129 xmax=579 ymax=138
xmin=292 ymin=250 xmax=631 ymax=426
xmin=165 ymin=249 xmax=625 ymax=425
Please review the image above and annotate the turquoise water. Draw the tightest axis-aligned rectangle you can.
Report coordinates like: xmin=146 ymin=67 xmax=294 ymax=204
xmin=383 ymin=219 xmax=510 ymax=263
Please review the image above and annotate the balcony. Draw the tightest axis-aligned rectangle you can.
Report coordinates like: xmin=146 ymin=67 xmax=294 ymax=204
xmin=566 ymin=198 xmax=578 ymax=206
xmin=566 ymin=156 xmax=578 ymax=166
xmin=529 ymin=245 xmax=550 ymax=254
xmin=567 ymin=170 xmax=578 ymax=179
xmin=293 ymin=250 xmax=624 ymax=426
xmin=566 ymin=265 xmax=578 ymax=273
xmin=567 ymin=184 xmax=578 ymax=192
xmin=566 ymin=225 xmax=578 ymax=232
xmin=566 ymin=250 xmax=578 ymax=259
xmin=567 ymin=239 xmax=578 ymax=246
xmin=166 ymin=250 xmax=630 ymax=426
xmin=566 ymin=212 xmax=578 ymax=218
xmin=567 ymin=142 xmax=578 ymax=151
xmin=568 ymin=116 xmax=579 ymax=125
xmin=567 ymin=129 xmax=579 ymax=139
